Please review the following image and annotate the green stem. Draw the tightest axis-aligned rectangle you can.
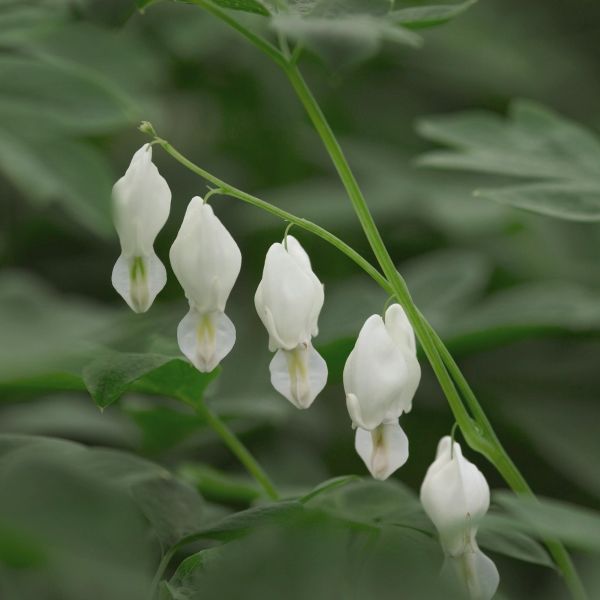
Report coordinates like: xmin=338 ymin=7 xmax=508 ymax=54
xmin=151 ymin=546 xmax=176 ymax=599
xmin=190 ymin=397 xmax=280 ymax=501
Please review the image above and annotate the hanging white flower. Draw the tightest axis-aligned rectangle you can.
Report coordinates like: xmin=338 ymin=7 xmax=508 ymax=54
xmin=170 ymin=197 xmax=241 ymax=372
xmin=420 ymin=436 xmax=500 ymax=600
xmin=254 ymin=235 xmax=327 ymax=409
xmin=343 ymin=303 xmax=420 ymax=479
xmin=111 ymin=144 xmax=171 ymax=313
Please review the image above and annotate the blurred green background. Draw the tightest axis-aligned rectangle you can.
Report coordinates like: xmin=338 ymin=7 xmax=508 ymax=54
xmin=1 ymin=0 xmax=600 ymax=598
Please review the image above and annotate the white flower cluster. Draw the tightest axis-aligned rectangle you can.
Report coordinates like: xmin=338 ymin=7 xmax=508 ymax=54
xmin=112 ymin=146 xmax=499 ymax=599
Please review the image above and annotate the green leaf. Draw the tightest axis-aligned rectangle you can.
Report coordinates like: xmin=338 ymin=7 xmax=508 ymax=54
xmin=0 ymin=522 xmax=47 ymax=568
xmin=166 ymin=547 xmax=223 ymax=600
xmin=0 ymin=128 xmax=114 ymax=236
xmin=475 ymin=182 xmax=600 ymax=222
xmin=478 ymin=521 xmax=554 ymax=568
xmin=127 ymin=406 xmax=207 ymax=454
xmin=0 ymin=434 xmax=209 ymax=559
xmin=492 ymin=492 xmax=600 ymax=554
xmin=0 ymin=435 xmax=155 ymax=600
xmin=403 ymin=249 xmax=491 ymax=330
xmin=300 ymin=475 xmax=360 ymax=503
xmin=417 ymin=99 xmax=600 ymax=221
xmin=82 ymin=350 xmax=219 ymax=409
xmin=83 ymin=352 xmax=174 ymax=409
xmin=272 ymin=0 xmax=421 ymax=68
xmin=0 ymin=56 xmax=135 ymax=133
xmin=0 ymin=273 xmax=116 ymax=383
xmin=304 ymin=478 xmax=425 ymax=529
xmin=133 ymin=478 xmax=205 ymax=548
xmin=392 ymin=0 xmax=477 ymax=29
xmin=177 ymin=501 xmax=303 ymax=543
xmin=209 ymin=0 xmax=270 ymax=16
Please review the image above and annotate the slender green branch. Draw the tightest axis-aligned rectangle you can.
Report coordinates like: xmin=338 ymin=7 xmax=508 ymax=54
xmin=189 ymin=397 xmax=279 ymax=501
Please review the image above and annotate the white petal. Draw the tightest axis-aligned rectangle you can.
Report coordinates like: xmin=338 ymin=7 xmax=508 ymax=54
xmin=177 ymin=308 xmax=236 ymax=372
xmin=170 ymin=198 xmax=241 ymax=313
xmin=269 ymin=343 xmax=327 ymax=409
xmin=442 ymin=545 xmax=500 ymax=600
xmin=384 ymin=303 xmax=417 ymax=355
xmin=255 ymin=241 xmax=324 ymax=350
xmin=355 ymin=421 xmax=409 ymax=480
xmin=111 ymin=252 xmax=166 ymax=313
xmin=420 ymin=436 xmax=490 ymax=555
xmin=112 ymin=144 xmax=171 ymax=257
xmin=343 ymin=314 xmax=410 ymax=429
xmin=283 ymin=235 xmax=312 ymax=271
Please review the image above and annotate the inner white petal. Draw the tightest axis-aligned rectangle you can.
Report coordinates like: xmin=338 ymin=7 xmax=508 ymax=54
xmin=177 ymin=308 xmax=236 ymax=372
xmin=111 ymin=252 xmax=166 ymax=313
xmin=269 ymin=343 xmax=327 ymax=409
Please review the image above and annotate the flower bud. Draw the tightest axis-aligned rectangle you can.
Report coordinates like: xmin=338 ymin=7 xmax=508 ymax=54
xmin=343 ymin=303 xmax=420 ymax=480
xmin=111 ymin=144 xmax=171 ymax=313
xmin=255 ymin=235 xmax=327 ymax=409
xmin=170 ymin=197 xmax=241 ymax=372
xmin=420 ymin=436 xmax=499 ymax=600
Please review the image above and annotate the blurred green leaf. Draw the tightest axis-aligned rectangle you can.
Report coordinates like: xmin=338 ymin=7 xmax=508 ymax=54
xmin=417 ymin=100 xmax=600 ymax=221
xmin=478 ymin=522 xmax=554 ymax=568
xmin=304 ymin=478 xmax=424 ymax=529
xmin=207 ymin=0 xmax=270 ymax=16
xmin=133 ymin=477 xmax=205 ymax=548
xmin=0 ymin=523 xmax=47 ymax=568
xmin=475 ymin=182 xmax=600 ymax=222
xmin=404 ymin=249 xmax=491 ymax=330
xmin=392 ymin=0 xmax=477 ymax=29
xmin=0 ymin=273 xmax=116 ymax=382
xmin=0 ymin=2 xmax=65 ymax=45
xmin=0 ymin=434 xmax=155 ymax=600
xmin=165 ymin=547 xmax=223 ymax=600
xmin=272 ymin=0 xmax=421 ymax=68
xmin=127 ymin=405 xmax=206 ymax=454
xmin=176 ymin=501 xmax=303 ymax=543
xmin=492 ymin=492 xmax=600 ymax=554
xmin=0 ymin=56 xmax=135 ymax=133
xmin=300 ymin=475 xmax=360 ymax=503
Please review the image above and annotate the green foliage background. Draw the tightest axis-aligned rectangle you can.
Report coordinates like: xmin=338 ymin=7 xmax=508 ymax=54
xmin=1 ymin=0 xmax=600 ymax=598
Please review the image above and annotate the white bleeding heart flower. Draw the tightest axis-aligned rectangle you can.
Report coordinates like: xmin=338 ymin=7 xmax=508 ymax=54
xmin=111 ymin=144 xmax=171 ymax=313
xmin=343 ymin=303 xmax=420 ymax=480
xmin=420 ymin=436 xmax=500 ymax=600
xmin=255 ymin=235 xmax=327 ymax=409
xmin=170 ymin=197 xmax=241 ymax=372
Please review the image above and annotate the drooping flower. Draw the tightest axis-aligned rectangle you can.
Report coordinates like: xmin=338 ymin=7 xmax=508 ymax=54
xmin=343 ymin=303 xmax=420 ymax=480
xmin=111 ymin=144 xmax=171 ymax=313
xmin=170 ymin=197 xmax=241 ymax=372
xmin=420 ymin=436 xmax=500 ymax=600
xmin=254 ymin=235 xmax=327 ymax=409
